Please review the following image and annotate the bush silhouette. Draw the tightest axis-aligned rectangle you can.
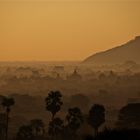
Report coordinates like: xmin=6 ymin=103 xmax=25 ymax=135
xmin=48 ymin=117 xmax=64 ymax=138
xmin=88 ymin=104 xmax=105 ymax=135
xmin=30 ymin=119 xmax=45 ymax=137
xmin=16 ymin=125 xmax=33 ymax=140
xmin=65 ymin=107 xmax=83 ymax=138
xmin=118 ymin=103 xmax=140 ymax=129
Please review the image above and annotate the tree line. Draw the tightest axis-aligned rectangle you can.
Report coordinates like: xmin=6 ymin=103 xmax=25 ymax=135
xmin=0 ymin=91 xmax=140 ymax=140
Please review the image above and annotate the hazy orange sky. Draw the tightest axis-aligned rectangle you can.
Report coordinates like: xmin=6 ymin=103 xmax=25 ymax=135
xmin=0 ymin=0 xmax=140 ymax=61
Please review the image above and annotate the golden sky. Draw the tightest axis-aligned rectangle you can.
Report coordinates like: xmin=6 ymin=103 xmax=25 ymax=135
xmin=0 ymin=0 xmax=140 ymax=61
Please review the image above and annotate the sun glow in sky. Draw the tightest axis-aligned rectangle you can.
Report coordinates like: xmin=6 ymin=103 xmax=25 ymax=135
xmin=0 ymin=0 xmax=140 ymax=61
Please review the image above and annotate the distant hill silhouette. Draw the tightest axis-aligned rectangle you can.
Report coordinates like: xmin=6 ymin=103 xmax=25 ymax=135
xmin=84 ymin=36 xmax=140 ymax=65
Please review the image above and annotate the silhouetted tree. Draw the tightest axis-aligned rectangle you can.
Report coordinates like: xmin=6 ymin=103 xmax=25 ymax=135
xmin=88 ymin=104 xmax=105 ymax=135
xmin=48 ymin=117 xmax=64 ymax=139
xmin=117 ymin=103 xmax=140 ymax=129
xmin=45 ymin=91 xmax=63 ymax=120
xmin=66 ymin=107 xmax=83 ymax=137
xmin=17 ymin=125 xmax=33 ymax=140
xmin=2 ymin=97 xmax=15 ymax=140
xmin=30 ymin=119 xmax=45 ymax=137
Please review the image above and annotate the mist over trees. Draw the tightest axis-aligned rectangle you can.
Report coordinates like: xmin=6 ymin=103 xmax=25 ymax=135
xmin=0 ymin=62 xmax=140 ymax=140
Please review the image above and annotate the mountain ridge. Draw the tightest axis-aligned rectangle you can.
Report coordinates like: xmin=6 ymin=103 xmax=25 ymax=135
xmin=83 ymin=36 xmax=140 ymax=64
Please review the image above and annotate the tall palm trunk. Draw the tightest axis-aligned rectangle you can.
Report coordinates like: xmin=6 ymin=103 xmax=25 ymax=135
xmin=0 ymin=131 xmax=2 ymax=140
xmin=5 ymin=108 xmax=10 ymax=140
xmin=52 ymin=114 xmax=55 ymax=121
xmin=94 ymin=128 xmax=98 ymax=137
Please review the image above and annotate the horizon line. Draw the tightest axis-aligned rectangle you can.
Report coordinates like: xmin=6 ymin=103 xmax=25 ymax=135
xmin=0 ymin=60 xmax=82 ymax=62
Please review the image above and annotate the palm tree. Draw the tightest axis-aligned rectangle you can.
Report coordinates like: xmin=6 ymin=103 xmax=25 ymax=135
xmin=45 ymin=91 xmax=63 ymax=120
xmin=30 ymin=119 xmax=45 ymax=137
xmin=2 ymin=96 xmax=15 ymax=140
xmin=88 ymin=104 xmax=105 ymax=136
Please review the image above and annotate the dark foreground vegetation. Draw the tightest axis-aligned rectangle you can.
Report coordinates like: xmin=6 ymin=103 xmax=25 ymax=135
xmin=0 ymin=91 xmax=140 ymax=140
xmin=85 ymin=129 xmax=140 ymax=140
